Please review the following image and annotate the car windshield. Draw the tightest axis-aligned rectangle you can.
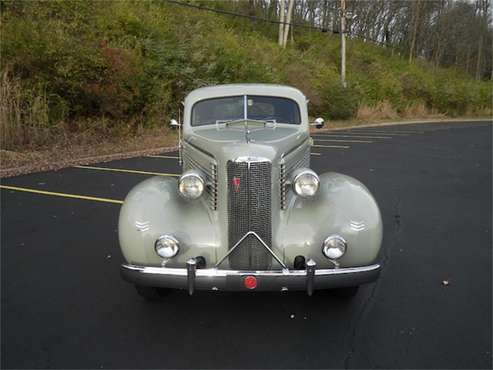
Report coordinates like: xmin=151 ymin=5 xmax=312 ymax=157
xmin=191 ymin=95 xmax=301 ymax=126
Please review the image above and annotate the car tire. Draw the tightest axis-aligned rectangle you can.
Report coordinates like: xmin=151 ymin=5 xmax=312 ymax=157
xmin=135 ymin=285 xmax=169 ymax=301
xmin=331 ymin=286 xmax=359 ymax=299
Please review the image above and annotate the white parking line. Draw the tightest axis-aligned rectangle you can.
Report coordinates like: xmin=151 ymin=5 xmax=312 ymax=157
xmin=312 ymin=134 xmax=392 ymax=139
xmin=314 ymin=139 xmax=372 ymax=143
xmin=147 ymin=155 xmax=179 ymax=159
xmin=74 ymin=165 xmax=180 ymax=177
xmin=312 ymin=144 xmax=350 ymax=149
xmin=311 ymin=152 xmax=321 ymax=156
xmin=357 ymin=129 xmax=423 ymax=134
xmin=346 ymin=130 xmax=409 ymax=136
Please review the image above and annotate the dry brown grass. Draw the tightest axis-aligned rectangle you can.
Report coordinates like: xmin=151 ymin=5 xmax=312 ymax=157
xmin=401 ymin=101 xmax=444 ymax=119
xmin=0 ymin=70 xmax=51 ymax=149
xmin=357 ymin=100 xmax=446 ymax=121
xmin=357 ymin=100 xmax=399 ymax=121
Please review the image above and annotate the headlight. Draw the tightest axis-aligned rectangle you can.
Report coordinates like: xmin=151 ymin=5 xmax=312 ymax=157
xmin=179 ymin=170 xmax=205 ymax=200
xmin=292 ymin=169 xmax=319 ymax=198
xmin=322 ymin=235 xmax=347 ymax=260
xmin=155 ymin=235 xmax=180 ymax=258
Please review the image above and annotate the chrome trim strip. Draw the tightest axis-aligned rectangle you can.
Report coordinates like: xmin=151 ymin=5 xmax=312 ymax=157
xmin=233 ymin=156 xmax=271 ymax=164
xmin=243 ymin=95 xmax=248 ymax=121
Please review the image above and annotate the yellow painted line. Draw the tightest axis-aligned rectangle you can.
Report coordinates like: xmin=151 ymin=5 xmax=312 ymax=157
xmin=312 ymin=144 xmax=350 ymax=149
xmin=74 ymin=165 xmax=180 ymax=177
xmin=147 ymin=155 xmax=179 ymax=159
xmin=310 ymin=152 xmax=321 ymax=156
xmin=0 ymin=185 xmax=123 ymax=204
xmin=315 ymin=139 xmax=372 ymax=143
xmin=312 ymin=134 xmax=392 ymax=139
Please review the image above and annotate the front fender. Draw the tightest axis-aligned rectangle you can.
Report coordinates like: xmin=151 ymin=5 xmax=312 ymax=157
xmin=118 ymin=176 xmax=219 ymax=267
xmin=277 ymin=172 xmax=383 ymax=268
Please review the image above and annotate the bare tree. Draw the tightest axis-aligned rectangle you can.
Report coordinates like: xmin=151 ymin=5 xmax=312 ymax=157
xmin=282 ymin=0 xmax=295 ymax=47
xmin=278 ymin=0 xmax=285 ymax=46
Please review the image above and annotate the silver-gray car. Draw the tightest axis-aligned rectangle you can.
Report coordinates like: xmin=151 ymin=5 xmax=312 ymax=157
xmin=119 ymin=84 xmax=382 ymax=300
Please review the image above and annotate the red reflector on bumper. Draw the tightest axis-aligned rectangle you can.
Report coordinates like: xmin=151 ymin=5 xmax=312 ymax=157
xmin=244 ymin=276 xmax=257 ymax=289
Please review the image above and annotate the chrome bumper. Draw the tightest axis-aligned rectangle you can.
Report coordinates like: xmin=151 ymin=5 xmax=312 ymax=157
xmin=121 ymin=261 xmax=381 ymax=295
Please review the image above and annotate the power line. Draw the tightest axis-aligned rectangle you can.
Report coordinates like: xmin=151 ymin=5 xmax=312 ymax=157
xmin=164 ymin=0 xmax=331 ymax=32
xmin=164 ymin=0 xmax=387 ymax=46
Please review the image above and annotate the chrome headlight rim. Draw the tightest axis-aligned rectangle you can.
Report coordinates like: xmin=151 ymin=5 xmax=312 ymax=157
xmin=155 ymin=234 xmax=180 ymax=258
xmin=292 ymin=168 xmax=320 ymax=198
xmin=178 ymin=170 xmax=205 ymax=200
xmin=322 ymin=234 xmax=347 ymax=260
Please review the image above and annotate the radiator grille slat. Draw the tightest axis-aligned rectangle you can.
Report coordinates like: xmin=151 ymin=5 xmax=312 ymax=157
xmin=227 ymin=160 xmax=272 ymax=269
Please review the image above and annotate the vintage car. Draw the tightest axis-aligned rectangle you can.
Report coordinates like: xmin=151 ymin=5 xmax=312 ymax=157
xmin=119 ymin=84 xmax=382 ymax=300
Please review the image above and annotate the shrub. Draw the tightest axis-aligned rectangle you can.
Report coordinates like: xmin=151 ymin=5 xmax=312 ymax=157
xmin=321 ymin=83 xmax=360 ymax=120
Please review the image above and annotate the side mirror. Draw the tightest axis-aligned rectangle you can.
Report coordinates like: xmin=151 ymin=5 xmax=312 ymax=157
xmin=170 ymin=119 xmax=180 ymax=129
xmin=312 ymin=117 xmax=325 ymax=129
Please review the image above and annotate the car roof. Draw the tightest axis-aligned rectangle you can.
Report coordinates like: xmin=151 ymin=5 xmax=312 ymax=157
xmin=185 ymin=84 xmax=307 ymax=105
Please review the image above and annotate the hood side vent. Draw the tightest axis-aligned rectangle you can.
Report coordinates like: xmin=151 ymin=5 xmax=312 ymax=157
xmin=182 ymin=143 xmax=218 ymax=211
xmin=280 ymin=145 xmax=310 ymax=210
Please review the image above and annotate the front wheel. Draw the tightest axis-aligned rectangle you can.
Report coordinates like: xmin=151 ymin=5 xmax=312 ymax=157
xmin=135 ymin=285 xmax=170 ymax=301
xmin=331 ymin=286 xmax=359 ymax=299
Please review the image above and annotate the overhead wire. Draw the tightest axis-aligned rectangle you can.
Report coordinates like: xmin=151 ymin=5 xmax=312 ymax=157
xmin=164 ymin=0 xmax=388 ymax=46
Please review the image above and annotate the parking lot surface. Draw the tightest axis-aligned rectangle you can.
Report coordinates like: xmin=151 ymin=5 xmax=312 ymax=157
xmin=1 ymin=120 xmax=491 ymax=369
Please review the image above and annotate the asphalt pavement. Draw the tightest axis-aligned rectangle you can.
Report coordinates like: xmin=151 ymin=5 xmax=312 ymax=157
xmin=1 ymin=120 xmax=491 ymax=369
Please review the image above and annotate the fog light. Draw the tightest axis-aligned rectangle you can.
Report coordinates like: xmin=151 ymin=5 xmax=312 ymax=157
xmin=155 ymin=235 xmax=180 ymax=258
xmin=322 ymin=235 xmax=347 ymax=260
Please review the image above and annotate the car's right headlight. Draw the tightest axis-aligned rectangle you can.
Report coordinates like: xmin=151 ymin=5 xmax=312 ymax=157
xmin=178 ymin=170 xmax=205 ymax=200
xmin=292 ymin=168 xmax=320 ymax=198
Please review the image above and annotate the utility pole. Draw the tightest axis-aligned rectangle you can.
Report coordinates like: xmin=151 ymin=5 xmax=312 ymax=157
xmin=340 ymin=0 xmax=347 ymax=88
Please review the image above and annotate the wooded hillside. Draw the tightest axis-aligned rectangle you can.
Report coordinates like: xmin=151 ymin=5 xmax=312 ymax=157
xmin=1 ymin=0 xmax=491 ymax=150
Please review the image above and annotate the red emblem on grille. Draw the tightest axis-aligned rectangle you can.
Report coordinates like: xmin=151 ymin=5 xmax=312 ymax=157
xmin=232 ymin=177 xmax=241 ymax=193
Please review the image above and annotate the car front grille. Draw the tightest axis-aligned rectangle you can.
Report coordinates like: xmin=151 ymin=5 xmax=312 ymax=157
xmin=227 ymin=159 xmax=272 ymax=269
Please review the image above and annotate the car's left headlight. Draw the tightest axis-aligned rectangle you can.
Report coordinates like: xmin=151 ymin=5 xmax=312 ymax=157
xmin=292 ymin=168 xmax=319 ymax=198
xmin=179 ymin=170 xmax=205 ymax=200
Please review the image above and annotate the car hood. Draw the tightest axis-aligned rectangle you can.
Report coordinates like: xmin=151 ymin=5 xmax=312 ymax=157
xmin=183 ymin=126 xmax=309 ymax=162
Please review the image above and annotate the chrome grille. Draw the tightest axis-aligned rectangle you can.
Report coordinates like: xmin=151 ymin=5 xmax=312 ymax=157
xmin=280 ymin=145 xmax=310 ymax=209
xmin=227 ymin=160 xmax=272 ymax=269
xmin=182 ymin=145 xmax=218 ymax=210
